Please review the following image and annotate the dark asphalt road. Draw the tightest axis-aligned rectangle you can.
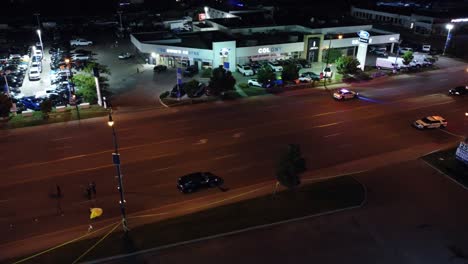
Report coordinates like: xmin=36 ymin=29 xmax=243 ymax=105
xmin=98 ymin=160 xmax=468 ymax=264
xmin=1 ymin=59 xmax=467 ymax=261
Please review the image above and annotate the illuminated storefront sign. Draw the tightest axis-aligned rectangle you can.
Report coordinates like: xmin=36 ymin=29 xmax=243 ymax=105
xmin=357 ymin=30 xmax=370 ymax=43
xmin=258 ymin=47 xmax=281 ymax=54
xmin=156 ymin=48 xmax=200 ymax=56
xmin=167 ymin=49 xmax=188 ymax=55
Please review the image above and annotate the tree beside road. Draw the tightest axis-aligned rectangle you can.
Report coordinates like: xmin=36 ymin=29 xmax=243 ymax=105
xmin=276 ymin=144 xmax=306 ymax=190
xmin=208 ymin=66 xmax=236 ymax=96
xmin=0 ymin=93 xmax=12 ymax=119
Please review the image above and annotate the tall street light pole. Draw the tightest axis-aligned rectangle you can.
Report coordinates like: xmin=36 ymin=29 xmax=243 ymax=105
xmin=443 ymin=23 xmax=454 ymax=56
xmin=36 ymin=29 xmax=44 ymax=60
xmin=107 ymin=112 xmax=129 ymax=233
xmin=33 ymin=13 xmax=41 ymax=29
xmin=117 ymin=11 xmax=124 ymax=33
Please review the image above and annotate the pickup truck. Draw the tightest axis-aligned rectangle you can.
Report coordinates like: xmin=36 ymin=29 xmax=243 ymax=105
xmin=70 ymin=39 xmax=93 ymax=47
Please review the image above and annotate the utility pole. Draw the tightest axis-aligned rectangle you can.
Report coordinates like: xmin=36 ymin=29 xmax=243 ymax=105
xmin=107 ymin=112 xmax=129 ymax=233
xmin=117 ymin=11 xmax=124 ymax=32
xmin=33 ymin=13 xmax=41 ymax=29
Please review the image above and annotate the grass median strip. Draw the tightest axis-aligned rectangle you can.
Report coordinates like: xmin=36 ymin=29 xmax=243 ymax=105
xmin=14 ymin=176 xmax=365 ymax=263
xmin=421 ymin=146 xmax=468 ymax=188
xmin=3 ymin=106 xmax=108 ymax=129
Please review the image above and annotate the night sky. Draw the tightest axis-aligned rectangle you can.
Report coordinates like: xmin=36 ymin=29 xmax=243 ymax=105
xmin=2 ymin=0 xmax=368 ymax=17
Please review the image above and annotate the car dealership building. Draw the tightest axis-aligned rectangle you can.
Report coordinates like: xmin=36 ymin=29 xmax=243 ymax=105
xmin=130 ymin=6 xmax=401 ymax=72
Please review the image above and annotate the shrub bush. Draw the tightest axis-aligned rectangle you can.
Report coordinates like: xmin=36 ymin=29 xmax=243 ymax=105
xmin=159 ymin=91 xmax=170 ymax=99
xmin=238 ymin=83 xmax=249 ymax=89
xmin=201 ymin=68 xmax=212 ymax=78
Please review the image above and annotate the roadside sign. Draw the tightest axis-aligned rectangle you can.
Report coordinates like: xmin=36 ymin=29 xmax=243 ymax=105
xmin=176 ymin=68 xmax=182 ymax=85
xmin=455 ymin=141 xmax=468 ymax=165
xmin=112 ymin=153 xmax=121 ymax=165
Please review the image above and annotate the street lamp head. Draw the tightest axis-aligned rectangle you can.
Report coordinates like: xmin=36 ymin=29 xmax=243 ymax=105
xmin=465 ymin=112 xmax=468 ymax=117
xmin=36 ymin=29 xmax=41 ymax=35
xmin=107 ymin=113 xmax=114 ymax=127
xmin=65 ymin=58 xmax=70 ymax=64
xmin=338 ymin=35 xmax=343 ymax=39
xmin=446 ymin=24 xmax=454 ymax=30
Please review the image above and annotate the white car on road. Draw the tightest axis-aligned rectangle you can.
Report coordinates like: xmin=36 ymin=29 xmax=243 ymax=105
xmin=248 ymin=79 xmax=262 ymax=87
xmin=413 ymin=116 xmax=447 ymax=129
xmin=70 ymin=39 xmax=93 ymax=47
xmin=333 ymin=88 xmax=358 ymax=100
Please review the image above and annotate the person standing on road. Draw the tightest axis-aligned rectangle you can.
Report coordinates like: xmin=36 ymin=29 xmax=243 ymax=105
xmin=90 ymin=182 xmax=96 ymax=197
xmin=56 ymin=185 xmax=62 ymax=198
xmin=86 ymin=186 xmax=92 ymax=200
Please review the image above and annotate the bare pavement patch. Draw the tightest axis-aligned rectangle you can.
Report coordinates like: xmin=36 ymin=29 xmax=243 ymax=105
xmin=11 ymin=176 xmax=365 ymax=264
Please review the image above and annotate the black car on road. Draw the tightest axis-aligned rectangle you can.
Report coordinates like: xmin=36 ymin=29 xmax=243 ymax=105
xmin=449 ymin=86 xmax=467 ymax=96
xmin=177 ymin=172 xmax=224 ymax=193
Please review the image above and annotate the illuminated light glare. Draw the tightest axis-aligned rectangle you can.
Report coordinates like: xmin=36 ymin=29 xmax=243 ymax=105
xmin=151 ymin=52 xmax=157 ymax=58
xmin=389 ymin=37 xmax=395 ymax=41
xmin=446 ymin=24 xmax=454 ymax=30
xmin=451 ymin=18 xmax=468 ymax=23
xmin=340 ymin=88 xmax=350 ymax=93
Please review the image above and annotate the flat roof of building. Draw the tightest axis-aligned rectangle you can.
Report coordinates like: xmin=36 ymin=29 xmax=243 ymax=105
xmin=132 ymin=31 xmax=233 ymax=49
xmin=208 ymin=16 xmax=276 ymax=28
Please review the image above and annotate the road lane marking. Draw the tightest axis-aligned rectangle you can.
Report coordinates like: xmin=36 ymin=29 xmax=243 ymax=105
xmin=438 ymin=128 xmax=464 ymax=138
xmin=213 ymin=154 xmax=237 ymax=160
xmin=314 ymin=122 xmax=342 ymax=128
xmin=225 ymin=165 xmax=252 ymax=174
xmin=50 ymin=137 xmax=73 ymax=141
xmin=11 ymin=138 xmax=185 ymax=169
xmin=233 ymin=132 xmax=243 ymax=138
xmin=324 ymin=133 xmax=341 ymax=138
xmin=193 ymin=139 xmax=208 ymax=145
xmin=151 ymin=166 xmax=174 ymax=172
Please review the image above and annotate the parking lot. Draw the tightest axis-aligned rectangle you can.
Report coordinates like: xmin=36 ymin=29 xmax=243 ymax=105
xmin=2 ymin=27 xmax=418 ymax=110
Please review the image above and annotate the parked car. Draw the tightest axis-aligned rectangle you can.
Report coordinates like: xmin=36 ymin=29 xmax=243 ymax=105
xmin=71 ymin=54 xmax=90 ymax=61
xmin=28 ymin=67 xmax=41 ymax=81
xmin=413 ymin=116 xmax=447 ymax=129
xmin=322 ymin=67 xmax=333 ymax=78
xmin=249 ymin=62 xmax=262 ymax=74
xmin=248 ymin=79 xmax=262 ymax=87
xmin=177 ymin=172 xmax=224 ymax=193
xmin=448 ymin=85 xmax=468 ymax=96
xmin=20 ymin=96 xmax=41 ymax=110
xmin=333 ymin=88 xmax=358 ymax=100
xmin=153 ymin=65 xmax=167 ymax=73
xmin=300 ymin=71 xmax=321 ymax=81
xmin=70 ymin=39 xmax=93 ymax=47
xmin=118 ymin=52 xmax=132 ymax=60
xmin=267 ymin=61 xmax=283 ymax=72
xmin=237 ymin=64 xmax=254 ymax=76
xmin=31 ymin=61 xmax=42 ymax=73
xmin=183 ymin=65 xmax=198 ymax=77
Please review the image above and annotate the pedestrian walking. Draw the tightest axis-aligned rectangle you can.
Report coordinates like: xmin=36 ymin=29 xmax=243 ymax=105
xmin=136 ymin=67 xmax=139 ymax=73
xmin=56 ymin=185 xmax=62 ymax=198
xmin=86 ymin=186 xmax=92 ymax=200
xmin=88 ymin=224 xmax=93 ymax=232
xmin=90 ymin=182 xmax=96 ymax=196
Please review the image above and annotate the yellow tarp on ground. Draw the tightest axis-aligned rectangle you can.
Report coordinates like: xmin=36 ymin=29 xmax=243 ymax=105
xmin=89 ymin=208 xmax=103 ymax=219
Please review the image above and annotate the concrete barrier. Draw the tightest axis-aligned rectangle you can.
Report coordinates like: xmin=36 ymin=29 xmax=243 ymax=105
xmin=55 ymin=106 xmax=67 ymax=112
xmin=22 ymin=110 xmax=34 ymax=117
xmin=79 ymin=103 xmax=90 ymax=109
